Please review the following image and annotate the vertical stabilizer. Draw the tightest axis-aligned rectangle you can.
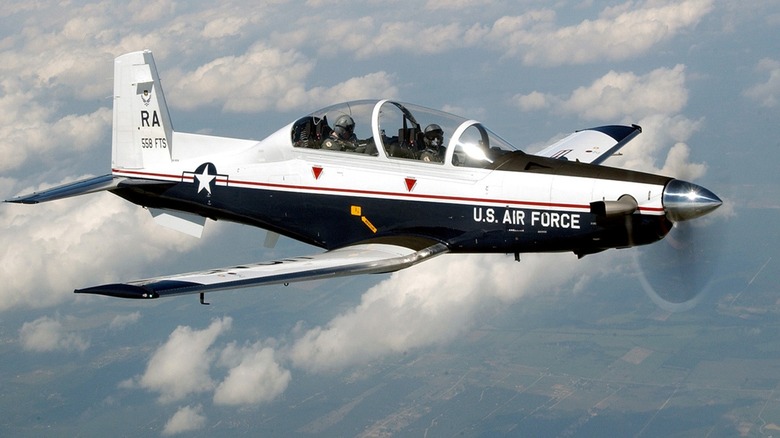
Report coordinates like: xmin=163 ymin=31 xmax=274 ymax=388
xmin=112 ymin=50 xmax=174 ymax=170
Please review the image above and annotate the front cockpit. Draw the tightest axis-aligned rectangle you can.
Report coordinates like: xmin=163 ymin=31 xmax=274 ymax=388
xmin=291 ymin=99 xmax=520 ymax=168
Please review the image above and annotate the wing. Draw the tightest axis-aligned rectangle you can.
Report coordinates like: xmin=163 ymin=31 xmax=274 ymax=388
xmin=75 ymin=240 xmax=449 ymax=299
xmin=534 ymin=125 xmax=641 ymax=165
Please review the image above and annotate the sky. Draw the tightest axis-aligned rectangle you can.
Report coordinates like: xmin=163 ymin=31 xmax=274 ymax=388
xmin=1 ymin=0 xmax=779 ymax=435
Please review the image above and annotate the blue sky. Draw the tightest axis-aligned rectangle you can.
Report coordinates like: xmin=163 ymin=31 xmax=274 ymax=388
xmin=1 ymin=0 xmax=779 ymax=435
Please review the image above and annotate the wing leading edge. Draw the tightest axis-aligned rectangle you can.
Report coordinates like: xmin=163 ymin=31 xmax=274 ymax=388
xmin=75 ymin=242 xmax=449 ymax=299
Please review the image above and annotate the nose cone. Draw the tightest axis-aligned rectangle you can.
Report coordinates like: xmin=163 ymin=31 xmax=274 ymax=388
xmin=662 ymin=179 xmax=722 ymax=222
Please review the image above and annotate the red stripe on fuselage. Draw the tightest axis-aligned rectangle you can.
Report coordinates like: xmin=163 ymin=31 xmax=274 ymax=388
xmin=112 ymin=169 xmax=665 ymax=213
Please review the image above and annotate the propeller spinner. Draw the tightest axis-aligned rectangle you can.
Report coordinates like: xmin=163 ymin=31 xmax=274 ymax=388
xmin=662 ymin=179 xmax=722 ymax=222
xmin=637 ymin=179 xmax=723 ymax=311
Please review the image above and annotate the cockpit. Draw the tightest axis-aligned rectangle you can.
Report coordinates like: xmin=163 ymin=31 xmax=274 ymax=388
xmin=291 ymin=99 xmax=520 ymax=168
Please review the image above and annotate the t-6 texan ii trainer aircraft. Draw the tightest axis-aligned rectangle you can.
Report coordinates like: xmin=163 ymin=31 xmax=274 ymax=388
xmin=6 ymin=50 xmax=722 ymax=303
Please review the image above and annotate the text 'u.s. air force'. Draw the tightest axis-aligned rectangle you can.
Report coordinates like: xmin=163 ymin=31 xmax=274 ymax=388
xmin=473 ymin=207 xmax=580 ymax=229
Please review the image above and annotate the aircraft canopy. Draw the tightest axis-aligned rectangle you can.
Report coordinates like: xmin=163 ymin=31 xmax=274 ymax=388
xmin=291 ymin=99 xmax=519 ymax=168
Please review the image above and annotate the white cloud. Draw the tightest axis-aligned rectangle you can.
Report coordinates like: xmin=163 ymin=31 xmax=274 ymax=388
xmin=308 ymin=16 xmax=377 ymax=57
xmin=423 ymin=0 xmax=493 ymax=10
xmin=166 ymin=42 xmax=315 ymax=113
xmin=282 ymin=0 xmax=712 ymax=65
xmin=513 ymin=91 xmax=549 ymax=111
xmin=126 ymin=321 xmax=289 ymax=406
xmin=366 ymin=22 xmax=465 ymax=56
xmin=293 ymin=72 xmax=399 ymax=110
xmin=743 ymin=58 xmax=780 ymax=108
xmin=288 ymin=252 xmax=603 ymax=372
xmin=0 ymin=77 xmax=112 ymax=173
xmin=564 ymin=65 xmax=688 ymax=120
xmin=109 ymin=312 xmax=142 ymax=330
xmin=19 ymin=315 xmax=89 ymax=352
xmin=166 ymin=42 xmax=398 ymax=113
xmin=608 ymin=113 xmax=705 ymax=176
xmin=213 ymin=342 xmax=291 ymax=405
xmin=520 ymin=65 xmax=688 ymax=121
xmin=162 ymin=404 xmax=207 ymax=436
xmin=0 ymin=191 xmax=200 ymax=311
xmin=659 ymin=142 xmax=707 ymax=181
xmin=136 ymin=317 xmax=232 ymax=403
xmin=201 ymin=15 xmax=250 ymax=39
xmin=482 ymin=0 xmax=714 ymax=66
xmin=514 ymin=66 xmax=708 ymax=178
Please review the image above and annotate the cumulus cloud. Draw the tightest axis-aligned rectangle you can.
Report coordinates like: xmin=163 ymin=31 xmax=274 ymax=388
xmin=514 ymin=91 xmax=550 ymax=112
xmin=166 ymin=43 xmax=315 ymax=113
xmin=516 ymin=65 xmax=688 ymax=121
xmin=136 ymin=317 xmax=232 ymax=403
xmin=164 ymin=42 xmax=398 ymax=113
xmin=213 ymin=342 xmax=291 ymax=405
xmin=604 ymin=113 xmax=706 ymax=177
xmin=659 ymin=142 xmax=707 ymax=181
xmin=0 ymin=1 xmax=729 ymax=421
xmin=126 ymin=318 xmax=290 ymax=407
xmin=0 ymin=191 xmax=200 ymax=311
xmin=162 ymin=405 xmax=207 ymax=436
xmin=0 ymin=79 xmax=111 ymax=173
xmin=109 ymin=312 xmax=142 ymax=330
xmin=201 ymin=15 xmax=250 ymax=39
xmin=280 ymin=0 xmax=712 ymax=65
xmin=19 ymin=315 xmax=89 ymax=352
xmin=743 ymin=58 xmax=780 ymax=107
xmin=0 ymin=0 xmax=714 ymax=176
xmin=482 ymin=0 xmax=714 ymax=66
xmin=423 ymin=0 xmax=493 ymax=10
xmin=288 ymin=252 xmax=602 ymax=372
xmin=561 ymin=65 xmax=688 ymax=121
xmin=126 ymin=253 xmax=610 ymax=404
xmin=516 ymin=66 xmax=707 ymax=178
xmin=291 ymin=72 xmax=399 ymax=110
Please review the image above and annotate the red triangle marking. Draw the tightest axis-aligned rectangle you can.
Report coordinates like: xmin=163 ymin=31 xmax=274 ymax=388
xmin=312 ymin=166 xmax=323 ymax=180
xmin=404 ymin=177 xmax=417 ymax=192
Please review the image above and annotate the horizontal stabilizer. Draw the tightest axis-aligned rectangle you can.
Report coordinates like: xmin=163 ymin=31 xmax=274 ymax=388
xmin=535 ymin=125 xmax=641 ymax=165
xmin=76 ymin=242 xmax=449 ymax=299
xmin=5 ymin=175 xmax=174 ymax=204
xmin=5 ymin=175 xmax=124 ymax=204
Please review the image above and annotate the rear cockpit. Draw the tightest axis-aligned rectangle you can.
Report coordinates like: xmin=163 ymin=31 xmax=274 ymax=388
xmin=291 ymin=99 xmax=520 ymax=168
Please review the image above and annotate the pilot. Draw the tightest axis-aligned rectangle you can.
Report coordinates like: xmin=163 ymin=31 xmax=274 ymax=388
xmin=420 ymin=123 xmax=445 ymax=162
xmin=322 ymin=114 xmax=359 ymax=152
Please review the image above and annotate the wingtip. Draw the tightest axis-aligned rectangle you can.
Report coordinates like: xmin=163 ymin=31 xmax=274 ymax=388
xmin=4 ymin=196 xmax=39 ymax=204
xmin=75 ymin=284 xmax=159 ymax=299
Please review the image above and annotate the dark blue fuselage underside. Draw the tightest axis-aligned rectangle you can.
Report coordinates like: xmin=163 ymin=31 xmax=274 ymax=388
xmin=112 ymin=182 xmax=671 ymax=256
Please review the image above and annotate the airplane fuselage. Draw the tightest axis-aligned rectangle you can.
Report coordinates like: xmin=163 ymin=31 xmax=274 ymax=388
xmin=111 ymin=130 xmax=672 ymax=258
xmin=8 ymin=52 xmax=722 ymax=300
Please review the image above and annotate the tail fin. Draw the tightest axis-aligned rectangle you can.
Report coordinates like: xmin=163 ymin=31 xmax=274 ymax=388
xmin=112 ymin=50 xmax=174 ymax=170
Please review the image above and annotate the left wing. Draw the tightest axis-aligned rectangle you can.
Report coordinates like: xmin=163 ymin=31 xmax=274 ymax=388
xmin=75 ymin=241 xmax=449 ymax=299
xmin=535 ymin=125 xmax=641 ymax=165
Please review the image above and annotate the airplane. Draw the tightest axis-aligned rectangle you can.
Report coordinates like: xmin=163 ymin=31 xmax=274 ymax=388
xmin=5 ymin=50 xmax=722 ymax=304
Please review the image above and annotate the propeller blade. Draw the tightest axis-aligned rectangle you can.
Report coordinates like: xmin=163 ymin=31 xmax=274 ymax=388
xmin=264 ymin=231 xmax=280 ymax=248
xmin=634 ymin=219 xmax=723 ymax=311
